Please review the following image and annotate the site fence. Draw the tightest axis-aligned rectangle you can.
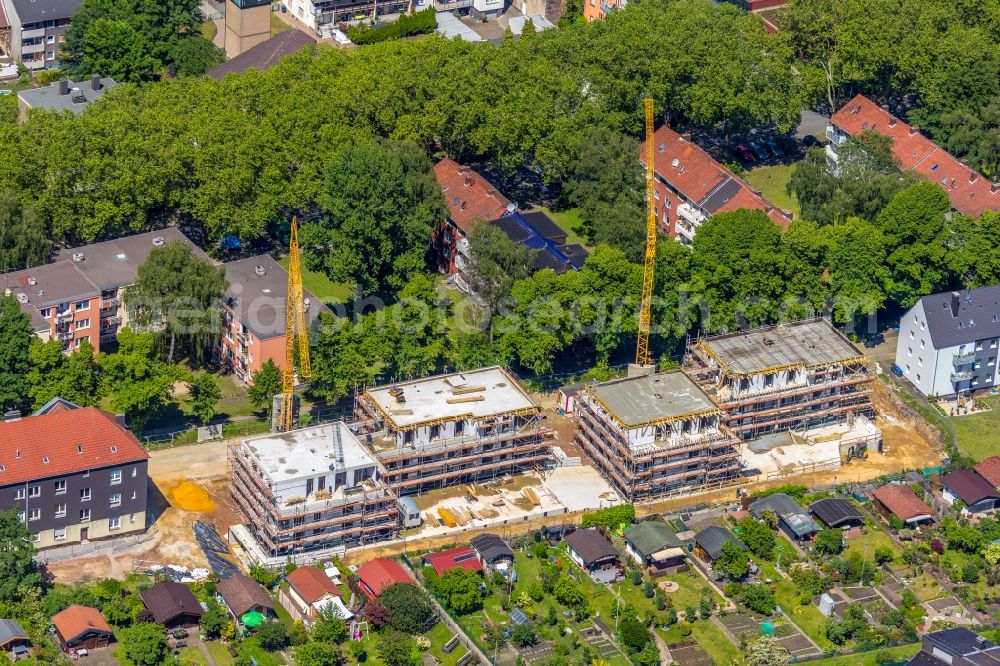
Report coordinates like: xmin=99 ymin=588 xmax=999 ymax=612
xmin=34 ymin=524 xmax=159 ymax=564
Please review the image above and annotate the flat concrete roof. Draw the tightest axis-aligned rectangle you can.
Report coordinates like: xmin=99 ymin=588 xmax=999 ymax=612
xmin=435 ymin=11 xmax=483 ymax=41
xmin=243 ymin=422 xmax=377 ymax=485
xmin=365 ymin=366 xmax=537 ymax=430
xmin=18 ymin=77 xmax=116 ymax=114
xmin=699 ymin=318 xmax=864 ymax=377
xmin=586 ymin=371 xmax=719 ymax=428
xmin=0 ymin=260 xmax=98 ymax=309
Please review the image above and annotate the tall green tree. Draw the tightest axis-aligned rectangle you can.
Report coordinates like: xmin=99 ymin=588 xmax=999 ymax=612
xmin=247 ymin=358 xmax=282 ymax=413
xmin=27 ymin=338 xmax=103 ymax=409
xmin=188 ymin=372 xmax=221 ymax=424
xmin=467 ymin=222 xmax=537 ymax=318
xmin=294 ymin=642 xmax=343 ymax=666
xmin=0 ymin=192 xmax=49 ymax=272
xmin=0 ymin=294 xmax=32 ymax=414
xmin=126 ymin=240 xmax=228 ymax=364
xmin=119 ymin=622 xmax=168 ymax=666
xmin=99 ymin=328 xmax=186 ymax=431
xmin=826 ymin=217 xmax=890 ymax=323
xmin=0 ymin=508 xmax=43 ymax=603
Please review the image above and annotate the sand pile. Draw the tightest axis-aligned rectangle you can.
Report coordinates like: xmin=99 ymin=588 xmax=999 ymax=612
xmin=163 ymin=480 xmax=216 ymax=513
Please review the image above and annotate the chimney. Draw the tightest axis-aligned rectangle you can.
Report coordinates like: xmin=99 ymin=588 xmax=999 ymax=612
xmin=681 ymin=132 xmax=691 ymax=142
xmin=91 ymin=74 xmax=101 ymax=91
xmin=888 ymin=116 xmax=897 ymax=127
xmin=971 ymin=171 xmax=979 ymax=184
xmin=993 ymin=183 xmax=1000 ymax=194
xmin=909 ymin=126 xmax=919 ymax=136
xmin=3 ymin=410 xmax=20 ymax=422
xmin=464 ymin=177 xmax=473 ymax=187
xmin=58 ymin=79 xmax=68 ymax=96
xmin=951 ymin=291 xmax=961 ymax=317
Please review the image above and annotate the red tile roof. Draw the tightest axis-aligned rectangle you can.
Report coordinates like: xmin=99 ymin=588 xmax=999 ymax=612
xmin=974 ymin=456 xmax=1000 ymax=488
xmin=872 ymin=484 xmax=933 ymax=521
xmin=286 ymin=566 xmax=341 ymax=605
xmin=433 ymin=158 xmax=511 ymax=235
xmin=355 ymin=558 xmax=412 ymax=599
xmin=421 ymin=547 xmax=483 ymax=576
xmin=831 ymin=94 xmax=1000 ymax=218
xmin=52 ymin=606 xmax=112 ymax=644
xmin=641 ymin=125 xmax=792 ymax=228
xmin=0 ymin=407 xmax=147 ymax=487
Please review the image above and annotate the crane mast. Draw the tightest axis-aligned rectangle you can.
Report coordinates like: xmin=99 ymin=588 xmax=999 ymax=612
xmin=635 ymin=98 xmax=657 ymax=367
xmin=278 ymin=217 xmax=311 ymax=431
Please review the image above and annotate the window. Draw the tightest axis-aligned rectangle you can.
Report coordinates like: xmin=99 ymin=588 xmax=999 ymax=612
xmin=14 ymin=488 xmax=24 ymax=500
xmin=918 ymin=357 xmax=923 ymax=367
xmin=130 ymin=491 xmax=136 ymax=501
xmin=16 ymin=511 xmax=24 ymax=523
xmin=76 ymin=318 xmax=90 ymax=330
xmin=80 ymin=509 xmax=90 ymax=522
xmin=80 ymin=488 xmax=91 ymax=501
xmin=917 ymin=373 xmax=921 ymax=382
xmin=74 ymin=299 xmax=90 ymax=311
xmin=109 ymin=516 xmax=121 ymax=530
xmin=40 ymin=308 xmax=50 ymax=318
xmin=54 ymin=479 xmax=66 ymax=494
xmin=53 ymin=527 xmax=66 ymax=541
xmin=54 ymin=503 xmax=66 ymax=518
xmin=131 ymin=467 xmax=137 ymax=478
xmin=976 ymin=342 xmax=984 ymax=351
xmin=46 ymin=34 xmax=54 ymax=44
xmin=82 ymin=469 xmax=89 ymax=478
xmin=109 ymin=493 xmax=121 ymax=507
xmin=990 ymin=357 xmax=996 ymax=367
xmin=110 ymin=470 xmax=122 ymax=485
xmin=919 ymin=340 xmax=925 ymax=349
xmin=29 ymin=509 xmax=40 ymax=521
xmin=74 ymin=338 xmax=83 ymax=349
xmin=28 ymin=485 xmax=39 ymax=498
xmin=45 ymin=51 xmax=54 ymax=60
xmin=909 ymin=330 xmax=914 ymax=339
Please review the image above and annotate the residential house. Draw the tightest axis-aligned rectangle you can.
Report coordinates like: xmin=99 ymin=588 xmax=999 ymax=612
xmin=905 ymin=627 xmax=1000 ymax=666
xmin=421 ymin=547 xmax=483 ymax=576
xmin=583 ymin=0 xmax=625 ymax=22
xmin=693 ymin=526 xmax=746 ymax=564
xmin=640 ymin=125 xmax=791 ymax=244
xmin=281 ymin=0 xmax=409 ymax=31
xmin=872 ymin=484 xmax=934 ymax=526
xmin=140 ymin=582 xmax=204 ymax=629
xmin=941 ymin=469 xmax=1000 ymax=515
xmin=565 ymin=528 xmax=622 ymax=584
xmin=0 ymin=404 xmax=149 ymax=548
xmin=828 ymin=95 xmax=1000 ymax=218
xmin=809 ymin=498 xmax=864 ymax=529
xmin=51 ymin=606 xmax=113 ymax=652
xmin=623 ymin=521 xmax=688 ymax=576
xmin=543 ymin=524 xmax=576 ymax=545
xmin=219 ymin=255 xmax=332 ymax=384
xmin=895 ymin=287 xmax=1000 ymax=398
xmin=209 ymin=29 xmax=315 ymax=80
xmin=748 ymin=493 xmax=821 ymax=542
xmin=280 ymin=566 xmax=351 ymax=624
xmin=0 ymin=619 xmax=29 ymax=661
xmin=974 ymin=456 xmax=1000 ymax=489
xmin=1 ymin=0 xmax=79 ymax=70
xmin=217 ymin=574 xmax=275 ymax=622
xmin=470 ymin=533 xmax=514 ymax=574
xmin=355 ymin=558 xmax=412 ymax=600
xmin=17 ymin=76 xmax=116 ymax=121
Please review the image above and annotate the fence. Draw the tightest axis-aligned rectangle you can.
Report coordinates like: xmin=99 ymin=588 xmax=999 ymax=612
xmin=34 ymin=524 xmax=159 ymax=564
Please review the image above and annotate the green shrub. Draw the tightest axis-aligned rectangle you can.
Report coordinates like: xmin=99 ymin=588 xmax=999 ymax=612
xmin=347 ymin=8 xmax=437 ymax=44
xmin=581 ymin=505 xmax=635 ymax=531
xmin=678 ymin=622 xmax=692 ymax=637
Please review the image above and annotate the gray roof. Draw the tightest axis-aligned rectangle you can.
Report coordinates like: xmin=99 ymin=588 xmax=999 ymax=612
xmin=471 ymin=533 xmax=513 ymax=562
xmin=694 ymin=526 xmax=745 ymax=560
xmin=222 ymin=255 xmax=332 ymax=340
xmin=0 ymin=619 xmax=27 ymax=648
xmin=624 ymin=521 xmax=684 ymax=558
xmin=586 ymin=371 xmax=718 ymax=428
xmin=924 ymin=628 xmax=999 ymax=659
xmin=810 ymin=497 xmax=863 ymax=527
xmin=565 ymin=528 xmax=618 ymax=566
xmin=700 ymin=318 xmax=864 ymax=377
xmin=435 ymin=11 xmax=482 ymax=42
xmin=0 ymin=260 xmax=98 ymax=309
xmin=750 ymin=493 xmax=820 ymax=538
xmin=54 ymin=228 xmax=209 ymax=291
xmin=507 ymin=14 xmax=555 ymax=35
xmin=8 ymin=0 xmax=80 ymax=23
xmin=18 ymin=77 xmax=116 ymax=114
xmin=919 ymin=287 xmax=1000 ymax=349
xmin=699 ymin=177 xmax=743 ymax=214
xmin=209 ymin=29 xmax=315 ymax=80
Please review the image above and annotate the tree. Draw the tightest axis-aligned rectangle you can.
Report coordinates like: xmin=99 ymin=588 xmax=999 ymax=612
xmin=581 ymin=505 xmax=635 ymax=531
xmin=0 ymin=191 xmax=49 ymax=273
xmin=99 ymin=329 xmax=186 ymax=431
xmin=716 ymin=541 xmax=750 ymax=580
xmin=742 ymin=584 xmax=776 ymax=615
xmin=617 ymin=616 xmax=649 ymax=652
xmin=171 ymin=36 xmax=224 ymax=77
xmin=120 ymin=621 xmax=169 ymax=665
xmin=27 ymin=338 xmax=103 ymax=409
xmin=256 ymin=621 xmax=290 ymax=651
xmin=379 ymin=632 xmax=416 ymax=666
xmin=511 ymin=623 xmax=537 ymax=647
xmin=873 ymin=546 xmax=893 ymax=565
xmin=429 ymin=568 xmax=482 ymax=614
xmin=826 ymin=217 xmax=890 ymax=323
xmin=737 ymin=519 xmax=776 ymax=560
xmin=814 ymin=529 xmax=844 ymax=555
xmin=633 ymin=641 xmax=659 ymax=666
xmin=126 ymin=241 xmax=228 ymax=364
xmin=0 ymin=509 xmax=42 ymax=603
xmin=294 ymin=642 xmax=343 ymax=666
xmin=466 ymin=223 xmax=537 ymax=317
xmin=247 ymin=359 xmax=281 ymax=413
xmin=200 ymin=599 xmax=230 ymax=638
xmin=0 ymin=294 xmax=32 ymax=414
xmin=188 ymin=372 xmax=221 ymax=424
xmin=553 ymin=577 xmax=586 ymax=608
xmin=985 ymin=543 xmax=1000 ymax=567
xmin=743 ymin=636 xmax=790 ymax=666
xmin=378 ymin=583 xmax=435 ymax=634
xmin=311 ymin=604 xmax=349 ymax=643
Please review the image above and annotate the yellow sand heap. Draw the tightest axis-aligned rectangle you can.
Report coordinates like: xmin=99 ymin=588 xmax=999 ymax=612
xmin=163 ymin=480 xmax=215 ymax=513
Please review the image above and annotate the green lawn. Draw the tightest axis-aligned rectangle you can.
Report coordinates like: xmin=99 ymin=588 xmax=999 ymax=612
xmin=805 ymin=643 xmax=921 ymax=666
xmin=201 ymin=20 xmax=218 ymax=42
xmin=910 ymin=572 xmax=947 ymax=602
xmin=951 ymin=394 xmax=1000 ymax=461
xmin=176 ymin=646 xmax=209 ymax=666
xmin=659 ymin=619 xmax=741 ymax=665
xmin=844 ymin=527 xmax=902 ymax=560
xmin=756 ymin=560 xmax=832 ymax=650
xmin=277 ymin=255 xmax=353 ymax=306
xmin=605 ymin=569 xmax=723 ymax=620
xmin=425 ymin=621 xmax=464 ymax=666
xmin=537 ymin=207 xmax=590 ymax=247
xmin=205 ymin=641 xmax=235 ymax=666
xmin=744 ymin=164 xmax=801 ymax=218
xmin=271 ymin=12 xmax=291 ymax=35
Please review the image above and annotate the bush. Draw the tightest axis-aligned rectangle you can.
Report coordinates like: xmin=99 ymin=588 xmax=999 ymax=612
xmin=889 ymin=516 xmax=905 ymax=530
xmin=655 ymin=595 xmax=665 ymax=611
xmin=256 ymin=622 xmax=290 ymax=651
xmin=581 ymin=505 xmax=636 ymax=531
xmin=378 ymin=583 xmax=436 ymax=634
xmin=678 ymin=622 xmax=692 ymax=636
xmin=874 ymin=546 xmax=893 ymax=565
xmin=511 ymin=623 xmax=537 ymax=647
xmin=347 ymin=8 xmax=437 ymax=45
xmin=752 ymin=484 xmax=808 ymax=501
xmin=631 ymin=570 xmax=642 ymax=586
xmin=643 ymin=581 xmax=654 ymax=598
xmin=813 ymin=529 xmax=844 ymax=555
xmin=742 ymin=584 xmax=776 ymax=615
xmin=618 ymin=616 xmax=649 ymax=652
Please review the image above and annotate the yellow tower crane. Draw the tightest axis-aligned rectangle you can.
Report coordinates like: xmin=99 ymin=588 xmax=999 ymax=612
xmin=635 ymin=98 xmax=657 ymax=367
xmin=278 ymin=217 xmax=312 ymax=431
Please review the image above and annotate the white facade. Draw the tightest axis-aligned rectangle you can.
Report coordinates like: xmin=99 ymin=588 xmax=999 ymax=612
xmin=284 ymin=0 xmax=321 ymax=29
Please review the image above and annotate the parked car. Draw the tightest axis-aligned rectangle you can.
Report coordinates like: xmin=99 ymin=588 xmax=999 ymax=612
xmin=802 ymin=134 xmax=821 ymax=147
xmin=733 ymin=145 xmax=755 ymax=162
xmin=749 ymin=141 xmax=769 ymax=160
xmin=766 ymin=140 xmax=785 ymax=158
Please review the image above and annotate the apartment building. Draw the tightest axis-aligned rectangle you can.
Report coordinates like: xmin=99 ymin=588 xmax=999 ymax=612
xmin=828 ymin=94 xmax=1000 ymax=218
xmin=1 ymin=0 xmax=79 ymax=70
xmin=354 ymin=366 xmax=555 ymax=495
xmin=906 ymin=627 xmax=1000 ymax=666
xmin=574 ymin=371 xmax=742 ymax=500
xmin=640 ymin=125 xmax=791 ymax=244
xmin=895 ymin=286 xmax=1000 ymax=398
xmin=228 ymin=421 xmax=399 ymax=559
xmin=684 ymin=318 xmax=878 ymax=443
xmin=17 ymin=75 xmax=115 ymax=121
xmin=0 ymin=403 xmax=149 ymax=549
xmin=281 ymin=0 xmax=409 ymax=30
xmin=583 ymin=0 xmax=625 ymax=21
xmin=219 ymin=255 xmax=331 ymax=384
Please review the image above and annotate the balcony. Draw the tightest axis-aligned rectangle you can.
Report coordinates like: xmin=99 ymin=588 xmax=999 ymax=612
xmin=826 ymin=125 xmax=847 ymax=146
xmin=21 ymin=42 xmax=43 ymax=55
xmin=951 ymin=370 xmax=974 ymax=382
xmin=55 ymin=309 xmax=73 ymax=322
xmin=101 ymin=297 xmax=120 ymax=309
xmin=953 ymin=351 xmax=976 ymax=365
xmin=456 ymin=237 xmax=471 ymax=257
xmin=436 ymin=0 xmax=472 ymax=8
xmin=455 ymin=254 xmax=468 ymax=272
xmin=676 ymin=202 xmax=706 ymax=227
xmin=21 ymin=28 xmax=44 ymax=40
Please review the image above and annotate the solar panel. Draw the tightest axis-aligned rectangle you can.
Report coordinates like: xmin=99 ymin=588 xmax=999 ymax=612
xmin=510 ymin=609 xmax=528 ymax=625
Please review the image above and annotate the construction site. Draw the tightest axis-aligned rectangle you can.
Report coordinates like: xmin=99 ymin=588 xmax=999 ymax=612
xmin=353 ymin=366 xmax=556 ymax=495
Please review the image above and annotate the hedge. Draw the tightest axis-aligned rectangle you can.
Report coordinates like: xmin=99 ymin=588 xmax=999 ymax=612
xmin=347 ymin=8 xmax=437 ymax=44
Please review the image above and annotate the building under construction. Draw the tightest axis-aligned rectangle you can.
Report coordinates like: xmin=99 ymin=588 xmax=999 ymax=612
xmin=354 ymin=366 xmax=555 ymax=495
xmin=575 ymin=371 xmax=743 ymax=500
xmin=228 ymin=422 xmax=399 ymax=559
xmin=683 ymin=318 xmax=877 ymax=442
